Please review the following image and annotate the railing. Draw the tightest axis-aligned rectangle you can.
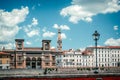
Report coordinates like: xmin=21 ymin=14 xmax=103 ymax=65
xmin=47 ymin=67 xmax=120 ymax=74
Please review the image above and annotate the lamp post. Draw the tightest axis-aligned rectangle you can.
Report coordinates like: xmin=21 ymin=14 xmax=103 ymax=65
xmin=92 ymin=30 xmax=100 ymax=74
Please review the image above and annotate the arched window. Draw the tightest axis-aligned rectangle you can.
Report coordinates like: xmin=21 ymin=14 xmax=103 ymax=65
xmin=26 ymin=57 xmax=31 ymax=61
xmin=26 ymin=57 xmax=31 ymax=67
xmin=37 ymin=57 xmax=41 ymax=66
xmin=37 ymin=57 xmax=41 ymax=61
xmin=32 ymin=57 xmax=36 ymax=61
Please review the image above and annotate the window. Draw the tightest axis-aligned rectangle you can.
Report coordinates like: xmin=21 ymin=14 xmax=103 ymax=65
xmin=7 ymin=60 xmax=9 ymax=64
xmin=18 ymin=56 xmax=22 ymax=61
xmin=26 ymin=62 xmax=30 ymax=66
xmin=79 ymin=59 xmax=81 ymax=62
xmin=52 ymin=63 xmax=55 ymax=66
xmin=18 ymin=44 xmax=22 ymax=49
xmin=112 ymin=63 xmax=114 ymax=66
xmin=52 ymin=56 xmax=55 ymax=61
xmin=45 ymin=63 xmax=50 ymax=66
xmin=99 ymin=54 xmax=100 ymax=57
xmin=0 ymin=66 xmax=2 ymax=69
xmin=112 ymin=55 xmax=114 ymax=57
xmin=0 ymin=60 xmax=2 ymax=64
xmin=37 ymin=62 xmax=41 ymax=65
xmin=99 ymin=58 xmax=100 ymax=61
xmin=45 ymin=56 xmax=49 ymax=59
xmin=18 ymin=63 xmax=22 ymax=66
xmin=6 ymin=66 xmax=9 ymax=69
xmin=26 ymin=57 xmax=31 ymax=61
xmin=102 ymin=58 xmax=103 ymax=62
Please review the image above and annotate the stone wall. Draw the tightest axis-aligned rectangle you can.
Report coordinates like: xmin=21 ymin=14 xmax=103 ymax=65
xmin=0 ymin=69 xmax=44 ymax=76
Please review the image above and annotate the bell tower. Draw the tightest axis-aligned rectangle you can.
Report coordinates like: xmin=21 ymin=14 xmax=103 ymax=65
xmin=15 ymin=39 xmax=24 ymax=50
xmin=57 ymin=29 xmax=62 ymax=51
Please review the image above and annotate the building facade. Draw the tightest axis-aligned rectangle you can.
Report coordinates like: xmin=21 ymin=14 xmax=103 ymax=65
xmin=87 ymin=46 xmax=120 ymax=67
xmin=56 ymin=46 xmax=120 ymax=68
xmin=56 ymin=49 xmax=93 ymax=68
xmin=1 ymin=38 xmax=120 ymax=69
xmin=1 ymin=39 xmax=62 ymax=69
xmin=0 ymin=52 xmax=10 ymax=69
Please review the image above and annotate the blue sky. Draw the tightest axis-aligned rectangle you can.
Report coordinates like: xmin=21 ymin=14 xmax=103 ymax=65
xmin=0 ymin=0 xmax=120 ymax=50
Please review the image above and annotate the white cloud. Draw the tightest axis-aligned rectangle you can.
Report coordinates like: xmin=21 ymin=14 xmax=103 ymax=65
xmin=85 ymin=17 xmax=92 ymax=22
xmin=79 ymin=47 xmax=85 ymax=51
xmin=42 ymin=27 xmax=47 ymax=32
xmin=114 ymin=25 xmax=118 ymax=30
xmin=23 ymin=18 xmax=40 ymax=37
xmin=32 ymin=18 xmax=38 ymax=26
xmin=53 ymin=24 xmax=69 ymax=40
xmin=51 ymin=46 xmax=55 ymax=49
xmin=35 ymin=38 xmax=41 ymax=42
xmin=0 ymin=6 xmax=29 ymax=27
xmin=61 ymin=33 xmax=67 ymax=39
xmin=60 ymin=0 xmax=120 ymax=23
xmin=60 ymin=25 xmax=70 ymax=30
xmin=0 ymin=43 xmax=14 ymax=49
xmin=53 ymin=24 xmax=59 ymax=29
xmin=104 ymin=38 xmax=120 ymax=46
xmin=0 ymin=6 xmax=29 ymax=49
xmin=26 ymin=29 xmax=39 ymax=37
xmin=53 ymin=24 xmax=70 ymax=30
xmin=26 ymin=41 xmax=32 ymax=45
xmin=43 ymin=31 xmax=56 ymax=38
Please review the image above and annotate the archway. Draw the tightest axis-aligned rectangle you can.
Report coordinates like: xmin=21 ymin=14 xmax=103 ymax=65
xmin=37 ymin=57 xmax=42 ymax=68
xmin=32 ymin=57 xmax=36 ymax=69
xmin=26 ymin=57 xmax=31 ymax=69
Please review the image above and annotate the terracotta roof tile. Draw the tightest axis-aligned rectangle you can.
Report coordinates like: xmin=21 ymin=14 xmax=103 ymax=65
xmin=0 ymin=52 xmax=10 ymax=55
xmin=88 ymin=46 xmax=120 ymax=49
xmin=82 ymin=50 xmax=92 ymax=55
xmin=24 ymin=47 xmax=42 ymax=50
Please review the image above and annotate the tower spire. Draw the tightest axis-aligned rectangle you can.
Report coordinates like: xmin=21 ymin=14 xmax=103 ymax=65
xmin=57 ymin=28 xmax=62 ymax=51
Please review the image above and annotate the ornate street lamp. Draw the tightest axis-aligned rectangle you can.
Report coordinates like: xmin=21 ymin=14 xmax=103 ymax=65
xmin=92 ymin=30 xmax=100 ymax=74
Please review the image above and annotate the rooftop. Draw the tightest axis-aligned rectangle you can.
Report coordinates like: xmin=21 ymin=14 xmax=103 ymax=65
xmin=87 ymin=46 xmax=120 ymax=49
xmin=0 ymin=52 xmax=10 ymax=55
